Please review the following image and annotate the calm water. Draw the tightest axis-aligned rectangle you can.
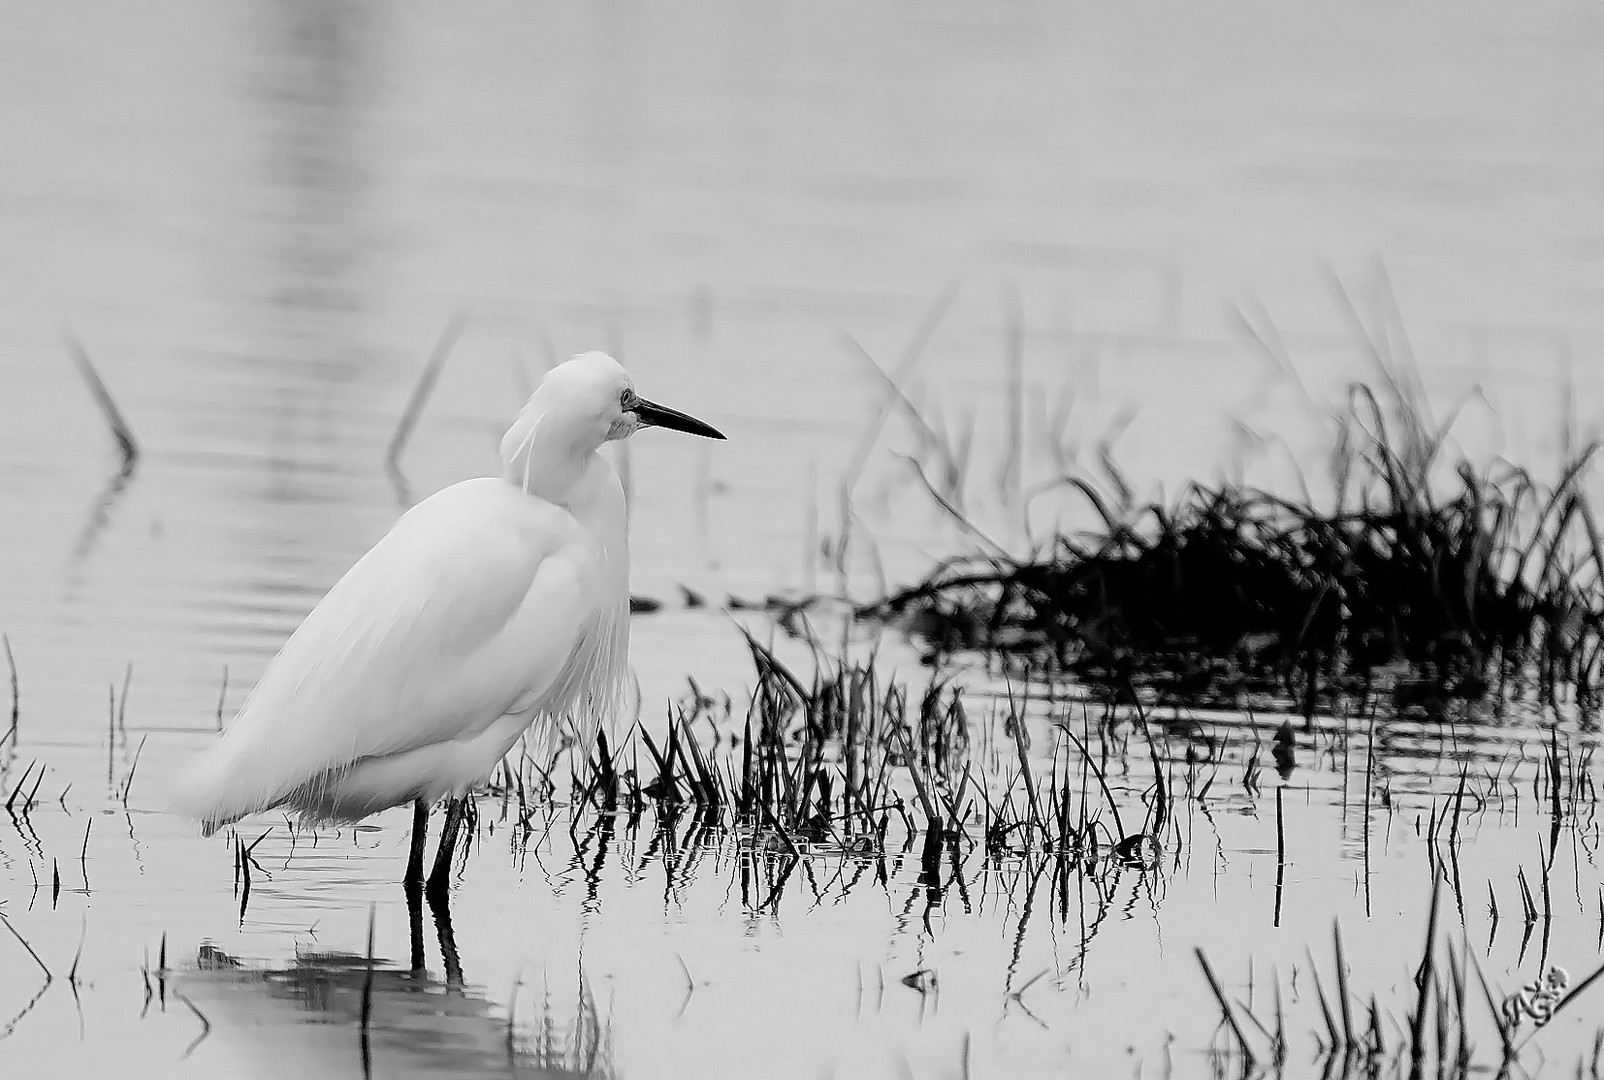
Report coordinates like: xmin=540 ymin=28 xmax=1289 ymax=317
xmin=3 ymin=1 xmax=1604 ymax=1076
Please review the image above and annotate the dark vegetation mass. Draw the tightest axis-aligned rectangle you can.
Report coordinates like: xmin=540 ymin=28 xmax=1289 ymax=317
xmin=862 ymin=361 xmax=1604 ymax=720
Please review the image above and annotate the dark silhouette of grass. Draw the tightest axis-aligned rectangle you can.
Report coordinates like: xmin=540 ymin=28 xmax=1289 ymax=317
xmin=863 ymin=357 xmax=1604 ymax=718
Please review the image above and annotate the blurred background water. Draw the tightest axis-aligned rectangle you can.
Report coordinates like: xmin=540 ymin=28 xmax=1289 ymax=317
xmin=6 ymin=0 xmax=1604 ymax=723
xmin=2 ymin=2 xmax=1603 ymax=1076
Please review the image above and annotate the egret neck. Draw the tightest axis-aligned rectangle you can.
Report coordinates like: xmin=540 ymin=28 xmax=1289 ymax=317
xmin=499 ymin=395 xmax=612 ymax=508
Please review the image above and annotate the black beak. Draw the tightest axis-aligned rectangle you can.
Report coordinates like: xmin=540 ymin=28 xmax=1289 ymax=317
xmin=634 ymin=396 xmax=725 ymax=440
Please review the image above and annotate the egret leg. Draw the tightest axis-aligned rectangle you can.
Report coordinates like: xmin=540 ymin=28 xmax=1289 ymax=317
xmin=426 ymin=797 xmax=468 ymax=903
xmin=403 ymin=798 xmax=430 ymax=893
xmin=404 ymin=799 xmax=430 ymax=972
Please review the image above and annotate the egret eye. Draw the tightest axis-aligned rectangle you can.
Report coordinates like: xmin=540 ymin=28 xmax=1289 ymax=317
xmin=620 ymin=389 xmax=635 ymax=409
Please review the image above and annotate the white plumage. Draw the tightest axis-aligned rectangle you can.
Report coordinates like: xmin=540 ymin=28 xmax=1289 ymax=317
xmin=172 ymin=351 xmax=722 ymax=843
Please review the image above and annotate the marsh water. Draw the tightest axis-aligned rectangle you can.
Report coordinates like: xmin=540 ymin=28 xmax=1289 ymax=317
xmin=4 ymin=2 xmax=1604 ymax=1076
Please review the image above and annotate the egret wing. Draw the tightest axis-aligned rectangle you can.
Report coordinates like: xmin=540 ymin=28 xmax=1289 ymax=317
xmin=176 ymin=478 xmax=596 ymax=822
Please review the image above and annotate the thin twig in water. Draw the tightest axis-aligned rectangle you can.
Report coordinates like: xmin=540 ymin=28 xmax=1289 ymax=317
xmin=4 ymin=761 xmax=33 ymax=814
xmin=386 ymin=313 xmax=470 ymax=474
xmin=122 ymin=734 xmax=148 ymax=804
xmin=360 ymin=902 xmax=377 ymax=1053
xmin=1055 ymin=720 xmax=1127 ymax=841
xmin=1333 ymin=921 xmax=1355 ymax=1049
xmin=68 ymin=916 xmax=87 ymax=986
xmin=1196 ymin=946 xmax=1257 ymax=1064
xmin=175 ymin=989 xmax=211 ymax=1060
xmin=3 ymin=633 xmax=16 ymax=742
xmin=0 ymin=915 xmax=52 ymax=980
xmin=839 ymin=282 xmax=960 ymax=500
xmin=65 ymin=333 xmax=139 ymax=467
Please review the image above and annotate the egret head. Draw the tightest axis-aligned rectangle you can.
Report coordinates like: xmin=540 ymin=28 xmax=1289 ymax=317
xmin=535 ymin=351 xmax=725 ymax=442
xmin=501 ymin=352 xmax=724 ymax=490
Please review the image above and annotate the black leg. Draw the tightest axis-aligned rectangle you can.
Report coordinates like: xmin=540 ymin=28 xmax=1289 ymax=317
xmin=404 ymin=798 xmax=430 ymax=972
xmin=404 ymin=799 xmax=429 ymax=891
xmin=426 ymin=797 xmax=467 ymax=904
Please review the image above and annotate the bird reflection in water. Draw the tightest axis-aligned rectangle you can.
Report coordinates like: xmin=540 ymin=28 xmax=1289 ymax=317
xmin=407 ymin=835 xmax=467 ymax=986
xmin=175 ymin=890 xmax=612 ymax=1080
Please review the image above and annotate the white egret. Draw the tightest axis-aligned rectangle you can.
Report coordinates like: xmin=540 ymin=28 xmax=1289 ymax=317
xmin=172 ymin=351 xmax=724 ymax=898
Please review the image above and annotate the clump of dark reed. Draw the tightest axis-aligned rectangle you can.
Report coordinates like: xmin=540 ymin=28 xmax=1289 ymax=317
xmin=561 ymin=633 xmax=1152 ymax=859
xmin=559 ymin=631 xmax=946 ymax=853
xmin=864 ymin=354 xmax=1604 ymax=716
xmin=482 ymin=626 xmax=1173 ymax=942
